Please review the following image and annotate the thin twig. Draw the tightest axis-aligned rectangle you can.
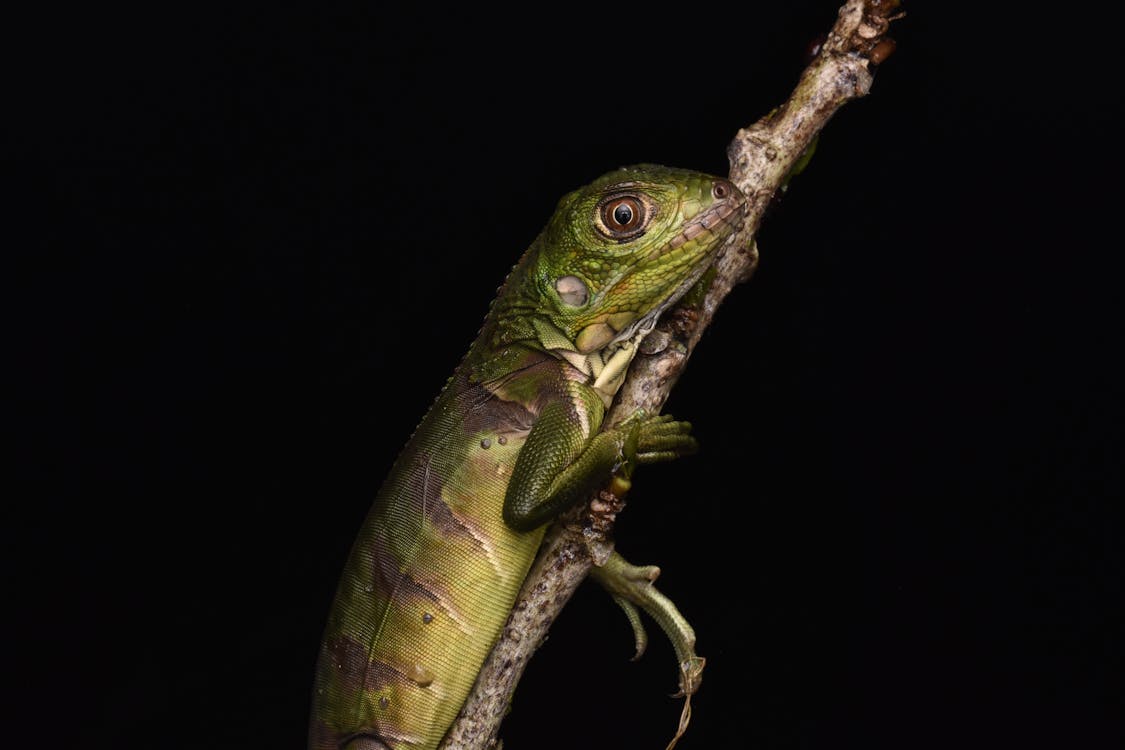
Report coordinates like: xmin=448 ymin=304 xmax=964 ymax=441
xmin=439 ymin=2 xmax=901 ymax=747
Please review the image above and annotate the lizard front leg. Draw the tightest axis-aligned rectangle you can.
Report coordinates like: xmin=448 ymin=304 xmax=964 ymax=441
xmin=501 ymin=383 xmax=696 ymax=532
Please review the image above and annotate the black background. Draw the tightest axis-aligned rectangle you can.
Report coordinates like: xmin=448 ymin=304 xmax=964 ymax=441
xmin=9 ymin=3 xmax=1122 ymax=749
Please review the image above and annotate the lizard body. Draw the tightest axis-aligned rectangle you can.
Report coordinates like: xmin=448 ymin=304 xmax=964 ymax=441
xmin=310 ymin=164 xmax=745 ymax=750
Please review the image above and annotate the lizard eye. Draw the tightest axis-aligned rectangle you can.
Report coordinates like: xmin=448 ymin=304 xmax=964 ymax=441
xmin=596 ymin=195 xmax=646 ymax=240
xmin=555 ymin=275 xmax=588 ymax=307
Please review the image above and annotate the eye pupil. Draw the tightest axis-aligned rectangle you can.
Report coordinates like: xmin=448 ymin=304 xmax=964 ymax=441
xmin=612 ymin=203 xmax=634 ymax=226
xmin=599 ymin=195 xmax=644 ymax=239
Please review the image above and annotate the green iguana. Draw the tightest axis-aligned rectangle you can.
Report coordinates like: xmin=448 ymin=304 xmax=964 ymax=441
xmin=310 ymin=164 xmax=746 ymax=750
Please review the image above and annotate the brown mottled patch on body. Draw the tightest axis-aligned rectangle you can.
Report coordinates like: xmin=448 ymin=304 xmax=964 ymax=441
xmin=456 ymin=370 xmax=537 ymax=435
xmin=324 ymin=635 xmax=415 ymax=694
xmin=366 ymin=535 xmax=474 ymax=637
xmin=415 ymin=451 xmax=495 ymax=545
xmin=324 ymin=635 xmax=374 ymax=698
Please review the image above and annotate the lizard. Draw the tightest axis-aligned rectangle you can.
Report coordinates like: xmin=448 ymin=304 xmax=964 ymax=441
xmin=309 ymin=163 xmax=747 ymax=750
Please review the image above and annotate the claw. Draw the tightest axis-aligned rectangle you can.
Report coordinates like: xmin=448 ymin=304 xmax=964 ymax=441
xmin=608 ymin=594 xmax=649 ymax=660
xmin=671 ymin=655 xmax=706 ymax=698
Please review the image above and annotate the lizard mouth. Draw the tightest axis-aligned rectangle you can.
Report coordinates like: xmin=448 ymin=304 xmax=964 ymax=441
xmin=647 ymin=188 xmax=745 ymax=262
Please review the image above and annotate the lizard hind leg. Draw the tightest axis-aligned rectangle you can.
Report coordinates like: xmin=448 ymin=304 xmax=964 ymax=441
xmin=589 ymin=550 xmax=706 ymax=749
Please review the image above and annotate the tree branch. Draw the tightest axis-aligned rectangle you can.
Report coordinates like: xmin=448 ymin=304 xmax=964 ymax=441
xmin=439 ymin=2 xmax=901 ymax=747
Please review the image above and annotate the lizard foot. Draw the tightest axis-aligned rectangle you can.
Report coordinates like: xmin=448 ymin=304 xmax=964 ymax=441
xmin=590 ymin=550 xmax=705 ymax=749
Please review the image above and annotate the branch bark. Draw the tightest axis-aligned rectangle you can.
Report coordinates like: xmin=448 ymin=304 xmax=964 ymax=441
xmin=439 ymin=2 xmax=901 ymax=747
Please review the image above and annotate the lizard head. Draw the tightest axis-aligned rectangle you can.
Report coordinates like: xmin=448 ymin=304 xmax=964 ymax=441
xmin=534 ymin=164 xmax=746 ymax=354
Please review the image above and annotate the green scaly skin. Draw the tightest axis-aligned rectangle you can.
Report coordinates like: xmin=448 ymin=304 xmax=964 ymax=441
xmin=309 ymin=165 xmax=746 ymax=750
